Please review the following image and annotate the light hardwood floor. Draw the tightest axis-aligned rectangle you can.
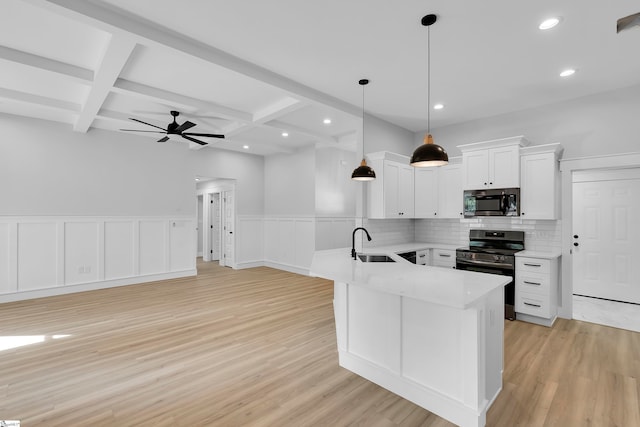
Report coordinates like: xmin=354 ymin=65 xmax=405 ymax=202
xmin=1 ymin=260 xmax=639 ymax=426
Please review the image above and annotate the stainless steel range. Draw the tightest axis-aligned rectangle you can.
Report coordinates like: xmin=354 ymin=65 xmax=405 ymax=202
xmin=456 ymin=230 xmax=525 ymax=320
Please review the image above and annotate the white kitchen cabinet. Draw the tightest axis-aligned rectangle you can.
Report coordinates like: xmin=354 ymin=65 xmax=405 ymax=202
xmin=515 ymin=255 xmax=559 ymax=327
xmin=414 ymin=158 xmax=463 ymax=219
xmin=458 ymin=136 xmax=528 ymax=190
xmin=438 ymin=162 xmax=463 ymax=218
xmin=367 ymin=152 xmax=414 ymax=219
xmin=431 ymin=248 xmax=456 ymax=268
xmin=520 ymin=143 xmax=563 ymax=220
xmin=414 ymin=167 xmax=438 ymax=217
xmin=416 ymin=249 xmax=429 ymax=265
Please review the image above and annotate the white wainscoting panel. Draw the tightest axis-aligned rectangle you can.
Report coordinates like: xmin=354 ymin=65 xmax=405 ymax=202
xmin=139 ymin=220 xmax=167 ymax=276
xmin=315 ymin=218 xmax=355 ymax=250
xmin=236 ymin=216 xmax=264 ymax=267
xmin=169 ymin=219 xmax=194 ymax=272
xmin=261 ymin=217 xmax=319 ymax=274
xmin=295 ymin=219 xmax=314 ymax=269
xmin=0 ymin=223 xmax=10 ymax=293
xmin=104 ymin=220 xmax=135 ymax=280
xmin=18 ymin=222 xmax=58 ymax=291
xmin=0 ymin=216 xmax=195 ymax=303
xmin=64 ymin=222 xmax=99 ymax=286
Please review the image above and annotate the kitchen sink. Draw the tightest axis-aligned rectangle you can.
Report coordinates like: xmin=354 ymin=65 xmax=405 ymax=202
xmin=357 ymin=254 xmax=396 ymax=263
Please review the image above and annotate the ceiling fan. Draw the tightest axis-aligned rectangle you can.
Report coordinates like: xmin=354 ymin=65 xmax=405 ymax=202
xmin=120 ymin=110 xmax=225 ymax=145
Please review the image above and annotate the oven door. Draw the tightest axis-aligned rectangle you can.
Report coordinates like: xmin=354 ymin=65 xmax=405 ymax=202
xmin=456 ymin=259 xmax=516 ymax=320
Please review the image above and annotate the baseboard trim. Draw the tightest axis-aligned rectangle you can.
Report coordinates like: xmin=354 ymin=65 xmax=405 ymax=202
xmin=263 ymin=261 xmax=309 ymax=276
xmin=0 ymin=269 xmax=197 ymax=304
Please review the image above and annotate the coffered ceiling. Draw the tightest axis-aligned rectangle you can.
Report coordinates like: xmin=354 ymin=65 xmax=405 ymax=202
xmin=2 ymin=1 xmax=639 ymax=155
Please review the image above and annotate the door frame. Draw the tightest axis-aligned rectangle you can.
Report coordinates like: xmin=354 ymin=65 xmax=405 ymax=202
xmin=559 ymin=152 xmax=640 ymax=318
xmin=196 ymin=180 xmax=236 ymax=266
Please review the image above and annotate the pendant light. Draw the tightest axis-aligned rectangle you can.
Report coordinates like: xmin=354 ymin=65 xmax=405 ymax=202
xmin=410 ymin=14 xmax=449 ymax=168
xmin=351 ymin=79 xmax=376 ymax=181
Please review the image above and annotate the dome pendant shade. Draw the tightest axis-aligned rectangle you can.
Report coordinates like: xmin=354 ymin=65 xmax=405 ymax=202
xmin=351 ymin=158 xmax=376 ymax=181
xmin=351 ymin=78 xmax=376 ymax=181
xmin=410 ymin=134 xmax=448 ymax=167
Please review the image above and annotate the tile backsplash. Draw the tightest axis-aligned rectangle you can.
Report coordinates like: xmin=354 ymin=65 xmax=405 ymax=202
xmin=415 ymin=218 xmax=562 ymax=252
xmin=356 ymin=217 xmax=562 ymax=253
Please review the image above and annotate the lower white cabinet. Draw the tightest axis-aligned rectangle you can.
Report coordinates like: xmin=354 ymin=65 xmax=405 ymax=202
xmin=515 ymin=255 xmax=559 ymax=326
xmin=431 ymin=249 xmax=456 ymax=268
xmin=416 ymin=249 xmax=429 ymax=265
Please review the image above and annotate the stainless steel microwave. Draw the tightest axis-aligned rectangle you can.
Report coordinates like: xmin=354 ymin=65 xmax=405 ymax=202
xmin=463 ymin=188 xmax=520 ymax=217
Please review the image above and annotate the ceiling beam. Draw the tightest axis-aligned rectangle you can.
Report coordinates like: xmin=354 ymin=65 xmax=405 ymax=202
xmin=0 ymin=45 xmax=93 ymax=83
xmin=27 ymin=0 xmax=362 ymax=118
xmin=74 ymin=35 xmax=136 ymax=132
xmin=112 ymin=78 xmax=253 ymax=123
xmin=0 ymin=87 xmax=81 ymax=112
xmin=252 ymin=97 xmax=305 ymax=125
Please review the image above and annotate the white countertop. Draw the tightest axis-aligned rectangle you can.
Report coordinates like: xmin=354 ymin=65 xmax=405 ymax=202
xmin=515 ymin=250 xmax=561 ymax=259
xmin=310 ymin=247 xmax=510 ymax=310
xmin=367 ymin=242 xmax=461 ymax=253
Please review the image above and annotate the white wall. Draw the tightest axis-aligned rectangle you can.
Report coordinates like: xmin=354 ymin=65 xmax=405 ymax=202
xmin=417 ymin=83 xmax=640 ymax=159
xmin=264 ymin=145 xmax=316 ymax=216
xmin=315 ymin=146 xmax=357 ymax=217
xmin=0 ymin=114 xmax=195 ymax=216
xmin=192 ymin=149 xmax=264 ymax=216
xmin=364 ymin=113 xmax=415 ymax=156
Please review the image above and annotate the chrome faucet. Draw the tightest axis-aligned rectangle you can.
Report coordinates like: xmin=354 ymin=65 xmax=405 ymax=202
xmin=351 ymin=227 xmax=372 ymax=259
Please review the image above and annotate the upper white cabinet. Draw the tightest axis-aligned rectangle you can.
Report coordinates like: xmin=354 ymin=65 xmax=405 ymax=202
xmin=520 ymin=143 xmax=563 ymax=220
xmin=414 ymin=157 xmax=463 ymax=219
xmin=459 ymin=136 xmax=529 ymax=190
xmin=367 ymin=152 xmax=414 ymax=219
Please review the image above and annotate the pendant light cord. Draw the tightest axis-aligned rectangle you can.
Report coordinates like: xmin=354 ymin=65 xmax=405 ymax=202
xmin=427 ymin=24 xmax=431 ymax=135
xmin=362 ymin=82 xmax=365 ymax=159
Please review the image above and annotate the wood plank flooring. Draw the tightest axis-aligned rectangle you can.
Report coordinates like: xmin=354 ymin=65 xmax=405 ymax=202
xmin=1 ymin=260 xmax=639 ymax=426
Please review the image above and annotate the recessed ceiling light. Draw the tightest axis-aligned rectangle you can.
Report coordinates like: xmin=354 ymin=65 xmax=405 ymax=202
xmin=539 ymin=17 xmax=561 ymax=30
xmin=281 ymin=132 xmax=289 ymax=137
xmin=560 ymin=68 xmax=576 ymax=77
xmin=433 ymin=103 xmax=444 ymax=110
xmin=243 ymin=145 xmax=249 ymax=149
xmin=323 ymin=118 xmax=332 ymax=125
xmin=195 ymin=178 xmax=200 ymax=181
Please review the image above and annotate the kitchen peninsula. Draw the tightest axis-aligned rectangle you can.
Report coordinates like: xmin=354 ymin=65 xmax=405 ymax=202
xmin=310 ymin=247 xmax=510 ymax=427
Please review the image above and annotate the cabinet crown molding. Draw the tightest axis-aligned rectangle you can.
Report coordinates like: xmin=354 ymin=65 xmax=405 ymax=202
xmin=520 ymin=143 xmax=564 ymax=158
xmin=457 ymin=135 xmax=530 ymax=152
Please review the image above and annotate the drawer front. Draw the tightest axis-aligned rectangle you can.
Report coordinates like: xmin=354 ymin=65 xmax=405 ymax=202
xmin=516 ymin=257 xmax=550 ymax=274
xmin=516 ymin=291 xmax=552 ymax=318
xmin=432 ymin=249 xmax=455 ymax=268
xmin=416 ymin=250 xmax=429 ymax=265
xmin=516 ymin=273 xmax=550 ymax=296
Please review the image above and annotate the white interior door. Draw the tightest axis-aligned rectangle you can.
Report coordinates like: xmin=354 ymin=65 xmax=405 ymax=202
xmin=572 ymin=169 xmax=640 ymax=303
xmin=197 ymin=195 xmax=203 ymax=257
xmin=221 ymin=190 xmax=235 ymax=267
xmin=208 ymin=193 xmax=221 ymax=261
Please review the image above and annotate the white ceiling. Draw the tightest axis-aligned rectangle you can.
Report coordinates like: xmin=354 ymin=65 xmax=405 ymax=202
xmin=2 ymin=0 xmax=639 ymax=155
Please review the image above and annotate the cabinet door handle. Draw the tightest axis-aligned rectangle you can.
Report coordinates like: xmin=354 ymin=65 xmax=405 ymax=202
xmin=439 ymin=254 xmax=451 ymax=258
xmin=419 ymin=254 xmax=426 ymax=258
xmin=524 ymin=263 xmax=541 ymax=267
xmin=524 ymin=302 xmax=541 ymax=308
xmin=524 ymin=281 xmax=541 ymax=286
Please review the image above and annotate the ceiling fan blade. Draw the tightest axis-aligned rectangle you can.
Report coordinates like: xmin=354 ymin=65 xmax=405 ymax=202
xmin=174 ymin=120 xmax=196 ymax=133
xmin=129 ymin=118 xmax=167 ymax=131
xmin=181 ymin=135 xmax=208 ymax=146
xmin=183 ymin=132 xmax=225 ymax=139
xmin=157 ymin=136 xmax=170 ymax=143
xmin=120 ymin=129 xmax=166 ymax=133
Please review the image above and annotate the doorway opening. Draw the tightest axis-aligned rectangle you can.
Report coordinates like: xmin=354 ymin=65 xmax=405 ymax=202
xmin=196 ymin=178 xmax=236 ymax=268
xmin=571 ymin=167 xmax=640 ymax=332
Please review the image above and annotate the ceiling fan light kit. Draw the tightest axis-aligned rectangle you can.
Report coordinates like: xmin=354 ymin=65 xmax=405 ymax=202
xmin=410 ymin=13 xmax=449 ymax=168
xmin=352 ymin=79 xmax=376 ymax=181
xmin=120 ymin=110 xmax=225 ymax=146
